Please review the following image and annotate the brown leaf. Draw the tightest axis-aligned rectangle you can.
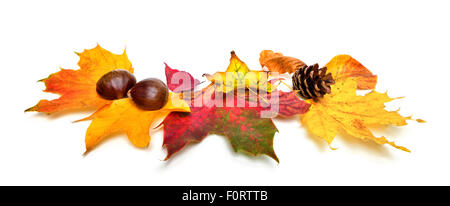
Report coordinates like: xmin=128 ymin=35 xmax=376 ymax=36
xmin=259 ymin=50 xmax=306 ymax=74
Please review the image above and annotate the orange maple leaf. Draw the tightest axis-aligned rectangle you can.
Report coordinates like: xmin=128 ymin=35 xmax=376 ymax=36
xmin=325 ymin=54 xmax=377 ymax=90
xmin=79 ymin=93 xmax=190 ymax=151
xmin=25 ymin=44 xmax=133 ymax=113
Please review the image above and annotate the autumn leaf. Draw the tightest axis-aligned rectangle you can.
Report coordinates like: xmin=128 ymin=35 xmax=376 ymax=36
xmin=298 ymin=54 xmax=421 ymax=151
xmin=247 ymin=90 xmax=311 ymax=117
xmin=325 ymin=55 xmax=377 ymax=90
xmin=165 ymin=63 xmax=200 ymax=92
xmin=163 ymin=86 xmax=281 ymax=162
xmin=26 ymin=44 xmax=133 ymax=113
xmin=259 ymin=50 xmax=306 ymax=74
xmin=204 ymin=51 xmax=273 ymax=93
xmin=301 ymin=77 xmax=421 ymax=152
xmin=79 ymin=93 xmax=190 ymax=151
xmin=271 ymin=91 xmax=310 ymax=117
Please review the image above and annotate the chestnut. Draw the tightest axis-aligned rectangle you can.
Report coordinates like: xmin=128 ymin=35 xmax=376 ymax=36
xmin=96 ymin=69 xmax=136 ymax=100
xmin=129 ymin=78 xmax=169 ymax=111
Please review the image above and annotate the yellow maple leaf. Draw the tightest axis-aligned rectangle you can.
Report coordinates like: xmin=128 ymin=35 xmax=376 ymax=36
xmin=204 ymin=51 xmax=272 ymax=93
xmin=79 ymin=93 xmax=190 ymax=151
xmin=301 ymin=76 xmax=422 ymax=152
xmin=300 ymin=54 xmax=423 ymax=151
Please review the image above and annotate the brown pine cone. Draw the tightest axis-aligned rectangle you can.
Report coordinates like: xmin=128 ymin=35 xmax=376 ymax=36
xmin=292 ymin=64 xmax=335 ymax=100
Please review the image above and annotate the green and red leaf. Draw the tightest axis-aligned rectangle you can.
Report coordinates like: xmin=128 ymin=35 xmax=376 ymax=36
xmin=162 ymin=88 xmax=279 ymax=162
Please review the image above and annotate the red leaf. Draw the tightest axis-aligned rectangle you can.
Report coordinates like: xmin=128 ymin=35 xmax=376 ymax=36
xmin=164 ymin=63 xmax=200 ymax=92
xmin=272 ymin=91 xmax=311 ymax=117
xmin=162 ymin=87 xmax=279 ymax=162
xmin=247 ymin=90 xmax=311 ymax=117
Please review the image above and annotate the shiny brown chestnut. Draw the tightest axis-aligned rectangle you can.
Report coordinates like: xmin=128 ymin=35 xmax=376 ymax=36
xmin=96 ymin=69 xmax=136 ymax=100
xmin=129 ymin=78 xmax=169 ymax=111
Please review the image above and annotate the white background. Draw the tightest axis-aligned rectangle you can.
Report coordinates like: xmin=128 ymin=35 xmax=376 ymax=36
xmin=0 ymin=0 xmax=448 ymax=185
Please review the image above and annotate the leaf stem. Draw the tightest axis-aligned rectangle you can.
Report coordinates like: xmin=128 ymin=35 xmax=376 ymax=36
xmin=248 ymin=88 xmax=269 ymax=105
xmin=280 ymin=80 xmax=293 ymax=91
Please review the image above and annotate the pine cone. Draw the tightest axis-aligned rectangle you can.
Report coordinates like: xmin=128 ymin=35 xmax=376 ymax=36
xmin=292 ymin=64 xmax=335 ymax=100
